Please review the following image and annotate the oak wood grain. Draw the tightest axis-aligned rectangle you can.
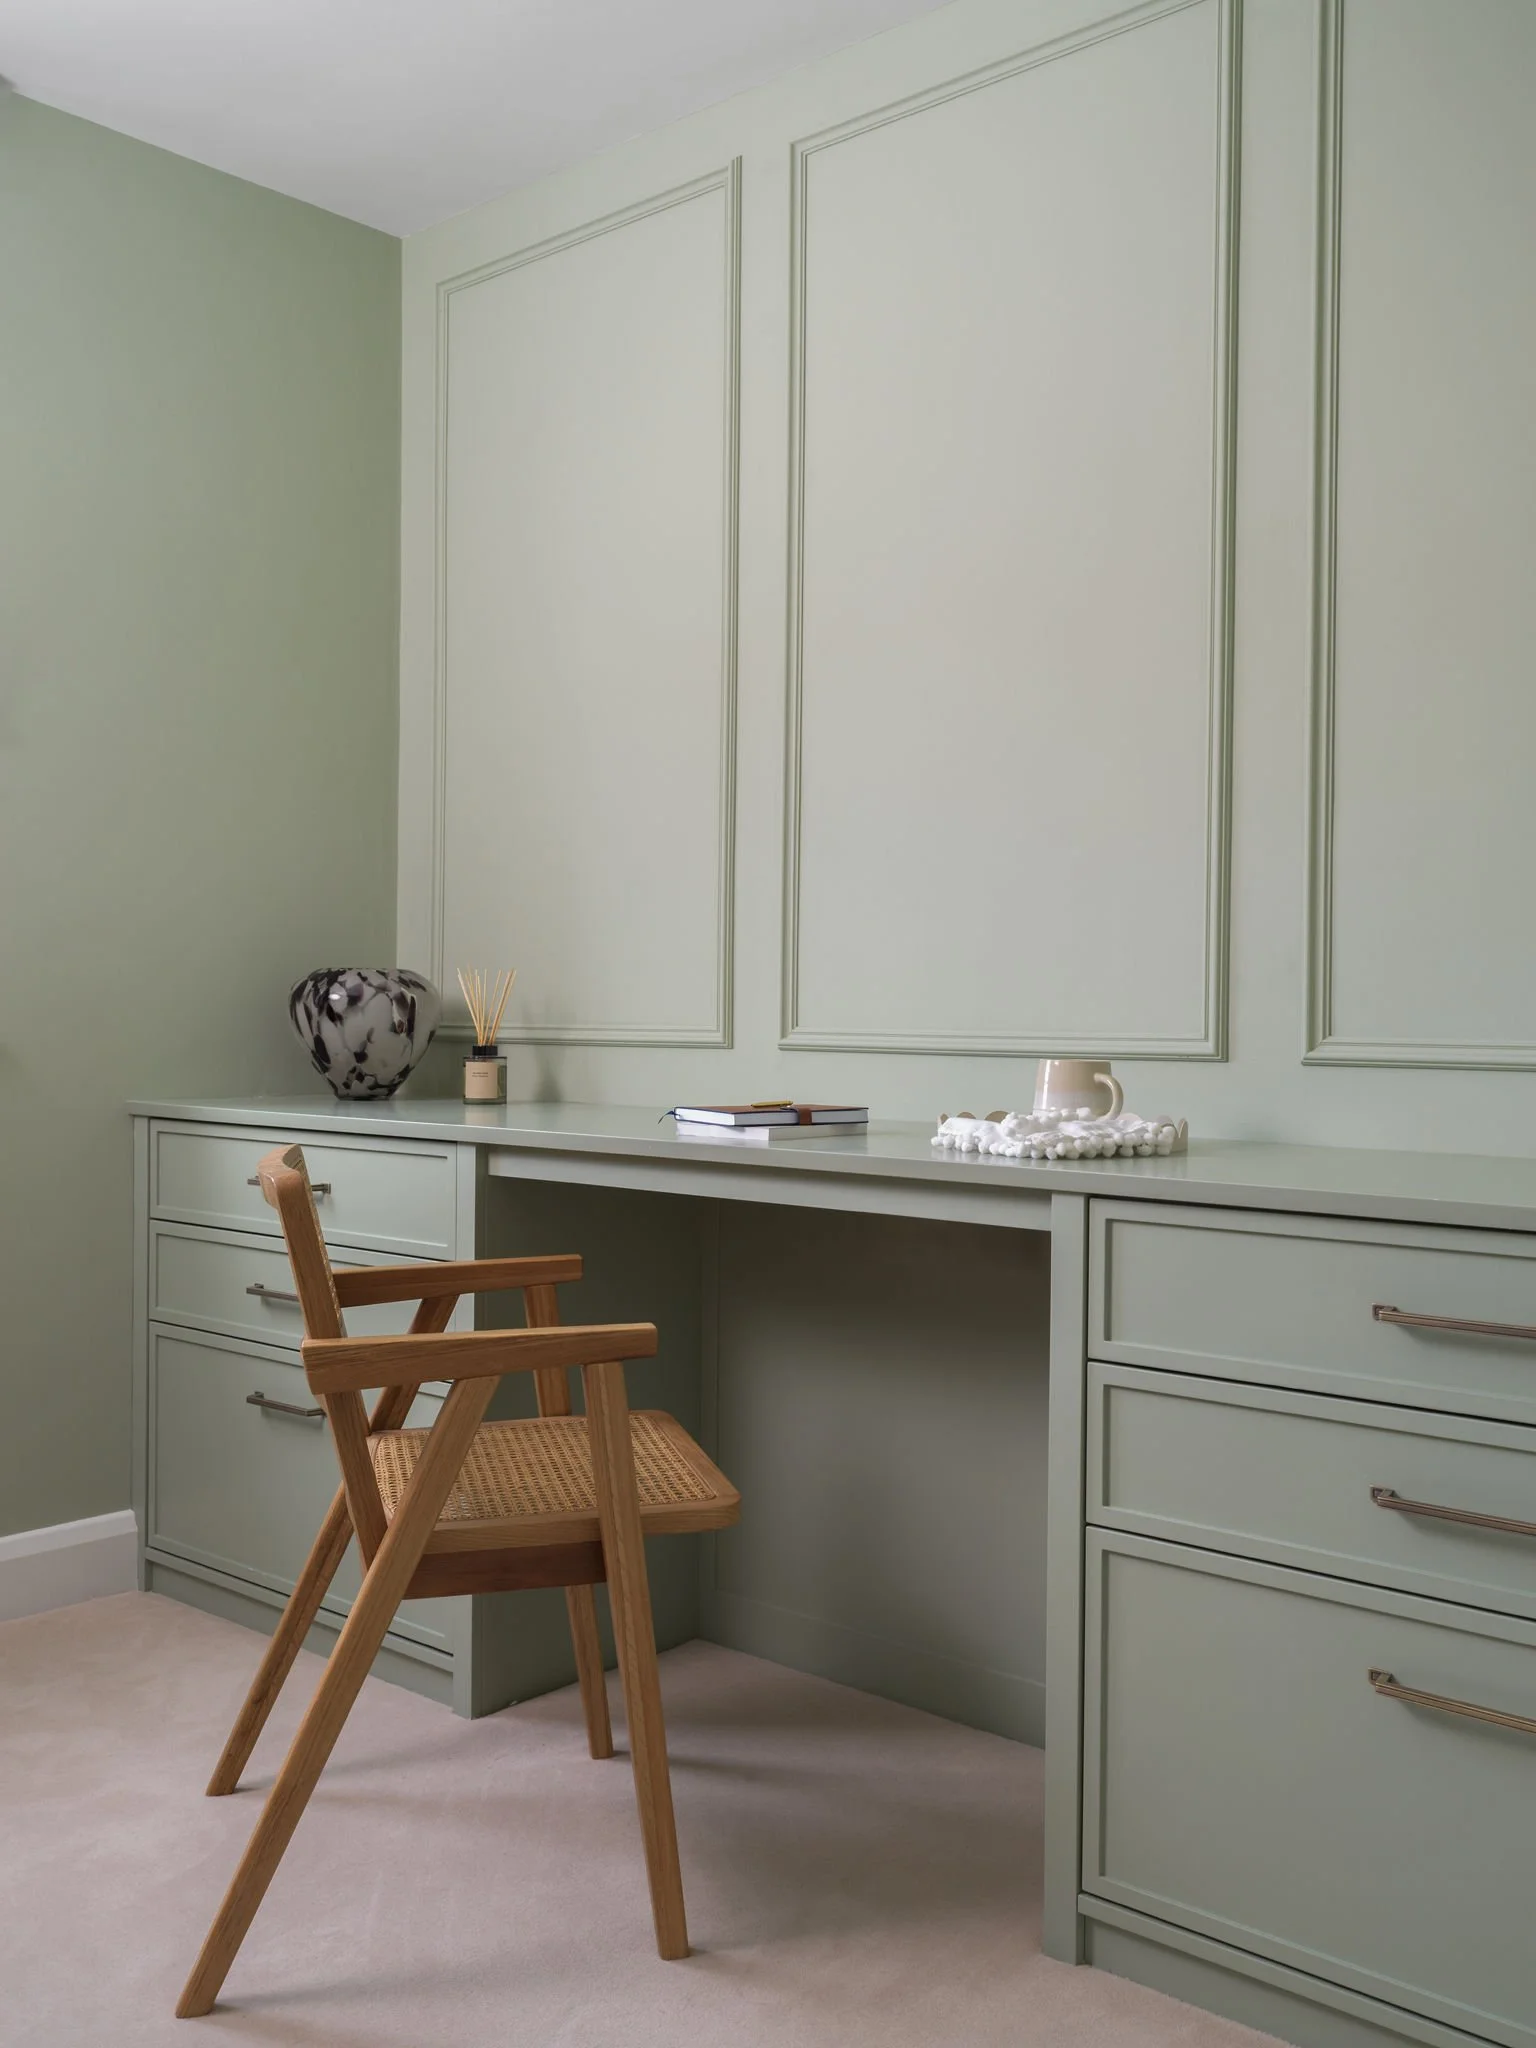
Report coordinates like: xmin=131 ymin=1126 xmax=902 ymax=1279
xmin=333 ymin=1253 xmax=581 ymax=1306
xmin=527 ymin=1278 xmax=615 ymax=1760
xmin=301 ymin=1321 xmax=657 ymax=1394
xmin=585 ymin=1357 xmax=689 ymax=1959
xmin=405 ymin=1541 xmax=607 ymax=1597
xmin=201 ymin=1286 xmax=458 ymax=1797
xmin=177 ymin=1372 xmax=498 ymax=2017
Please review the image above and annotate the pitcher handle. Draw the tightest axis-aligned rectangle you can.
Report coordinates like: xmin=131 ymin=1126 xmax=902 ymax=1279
xmin=1095 ymin=1071 xmax=1124 ymax=1117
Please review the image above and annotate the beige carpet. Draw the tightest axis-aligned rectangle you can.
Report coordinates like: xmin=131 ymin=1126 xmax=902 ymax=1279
xmin=0 ymin=1593 xmax=1274 ymax=2047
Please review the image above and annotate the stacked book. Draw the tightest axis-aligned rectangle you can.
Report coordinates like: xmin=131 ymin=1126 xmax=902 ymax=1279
xmin=670 ymin=1102 xmax=869 ymax=1142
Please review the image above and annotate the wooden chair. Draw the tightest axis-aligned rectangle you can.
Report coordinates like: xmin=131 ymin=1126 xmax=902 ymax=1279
xmin=177 ymin=1142 xmax=739 ymax=2018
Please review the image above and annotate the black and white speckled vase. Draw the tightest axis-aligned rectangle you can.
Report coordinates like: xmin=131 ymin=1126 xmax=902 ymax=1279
xmin=289 ymin=968 xmax=441 ymax=1100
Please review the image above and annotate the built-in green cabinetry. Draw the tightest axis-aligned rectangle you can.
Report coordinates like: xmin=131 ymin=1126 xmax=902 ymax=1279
xmin=1082 ymin=1200 xmax=1536 ymax=2048
xmin=132 ymin=1100 xmax=1536 ymax=2048
xmin=133 ymin=1119 xmax=477 ymax=1706
xmin=1086 ymin=1536 xmax=1536 ymax=2048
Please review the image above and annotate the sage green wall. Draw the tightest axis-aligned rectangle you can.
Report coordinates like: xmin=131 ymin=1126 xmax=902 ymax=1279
xmin=0 ymin=98 xmax=401 ymax=1539
xmin=398 ymin=0 xmax=1536 ymax=1156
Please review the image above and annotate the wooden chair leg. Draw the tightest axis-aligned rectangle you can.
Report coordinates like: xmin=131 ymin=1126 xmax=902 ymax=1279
xmin=564 ymin=1584 xmax=614 ymax=1760
xmin=176 ymin=1374 xmax=497 ymax=2018
xmin=205 ymin=1493 xmax=352 ymax=1796
xmin=584 ymin=1360 xmax=689 ymax=1960
xmin=202 ymin=1340 xmax=447 ymax=1800
xmin=527 ymin=1294 xmax=615 ymax=1765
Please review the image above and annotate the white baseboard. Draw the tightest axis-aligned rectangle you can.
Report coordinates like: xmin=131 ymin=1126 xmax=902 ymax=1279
xmin=0 ymin=1510 xmax=139 ymax=1623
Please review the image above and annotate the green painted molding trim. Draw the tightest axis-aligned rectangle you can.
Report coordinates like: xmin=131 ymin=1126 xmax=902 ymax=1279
xmin=427 ymin=163 xmax=743 ymax=1048
xmin=779 ymin=0 xmax=1241 ymax=1060
xmin=1303 ymin=0 xmax=1536 ymax=1070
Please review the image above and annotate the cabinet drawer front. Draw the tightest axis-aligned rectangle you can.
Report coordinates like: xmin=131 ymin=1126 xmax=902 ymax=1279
xmin=148 ymin=1224 xmax=464 ymax=1351
xmin=1084 ymin=1534 xmax=1536 ymax=2048
xmin=150 ymin=1124 xmax=457 ymax=1257
xmin=1092 ymin=1202 xmax=1536 ymax=1424
xmin=1089 ymin=1364 xmax=1536 ymax=1621
xmin=148 ymin=1329 xmax=454 ymax=1650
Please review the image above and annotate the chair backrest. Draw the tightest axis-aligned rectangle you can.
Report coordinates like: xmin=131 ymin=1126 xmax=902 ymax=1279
xmin=255 ymin=1143 xmax=390 ymax=1561
xmin=251 ymin=1141 xmax=597 ymax=1572
xmin=254 ymin=1143 xmax=347 ymax=1341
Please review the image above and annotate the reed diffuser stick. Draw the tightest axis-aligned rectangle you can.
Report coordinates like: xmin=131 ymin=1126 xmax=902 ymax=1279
xmin=456 ymin=966 xmax=516 ymax=1046
xmin=487 ymin=968 xmax=515 ymax=1043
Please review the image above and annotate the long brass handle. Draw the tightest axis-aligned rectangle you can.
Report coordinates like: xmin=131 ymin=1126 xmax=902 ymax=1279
xmin=245 ymin=1282 xmax=300 ymax=1305
xmin=246 ymin=1391 xmax=324 ymax=1421
xmin=247 ymin=1176 xmax=330 ymax=1196
xmin=1369 ymin=1668 xmax=1536 ymax=1739
xmin=1371 ymin=1485 xmax=1536 ymax=1542
xmin=1373 ymin=1302 xmax=1536 ymax=1343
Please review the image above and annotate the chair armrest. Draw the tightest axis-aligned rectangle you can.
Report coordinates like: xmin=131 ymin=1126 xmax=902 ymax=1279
xmin=332 ymin=1254 xmax=582 ymax=1307
xmin=301 ymin=1322 xmax=657 ymax=1394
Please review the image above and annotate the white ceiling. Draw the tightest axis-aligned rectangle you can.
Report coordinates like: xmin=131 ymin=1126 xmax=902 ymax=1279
xmin=1 ymin=0 xmax=949 ymax=236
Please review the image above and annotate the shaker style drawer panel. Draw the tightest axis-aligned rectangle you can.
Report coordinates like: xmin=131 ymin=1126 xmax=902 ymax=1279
xmin=1088 ymin=1364 xmax=1536 ymax=1622
xmin=1091 ymin=1201 xmax=1536 ymax=1425
xmin=1084 ymin=1533 xmax=1536 ymax=2048
xmin=150 ymin=1123 xmax=457 ymax=1257
xmin=147 ymin=1328 xmax=455 ymax=1653
xmin=148 ymin=1224 xmax=469 ymax=1351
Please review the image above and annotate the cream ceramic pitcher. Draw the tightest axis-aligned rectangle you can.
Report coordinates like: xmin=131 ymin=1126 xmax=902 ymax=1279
xmin=1033 ymin=1058 xmax=1123 ymax=1119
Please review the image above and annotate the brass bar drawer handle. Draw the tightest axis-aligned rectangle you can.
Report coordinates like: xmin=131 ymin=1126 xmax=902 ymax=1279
xmin=1371 ymin=1485 xmax=1536 ymax=1541
xmin=246 ymin=1391 xmax=324 ymax=1421
xmin=247 ymin=1177 xmax=331 ymax=1196
xmin=1373 ymin=1302 xmax=1536 ymax=1342
xmin=245 ymin=1282 xmax=301 ymax=1305
xmin=1369 ymin=1668 xmax=1536 ymax=1739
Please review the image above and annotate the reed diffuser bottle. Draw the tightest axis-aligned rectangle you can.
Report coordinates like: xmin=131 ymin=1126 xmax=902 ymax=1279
xmin=456 ymin=967 xmax=515 ymax=1103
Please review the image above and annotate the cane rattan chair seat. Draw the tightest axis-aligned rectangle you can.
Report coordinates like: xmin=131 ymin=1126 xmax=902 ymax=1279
xmin=369 ymin=1409 xmax=738 ymax=1551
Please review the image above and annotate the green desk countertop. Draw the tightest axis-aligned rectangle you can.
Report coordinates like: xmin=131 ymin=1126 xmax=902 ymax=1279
xmin=128 ymin=1097 xmax=1536 ymax=1236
